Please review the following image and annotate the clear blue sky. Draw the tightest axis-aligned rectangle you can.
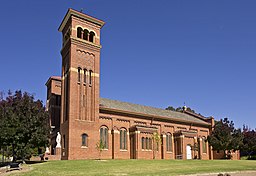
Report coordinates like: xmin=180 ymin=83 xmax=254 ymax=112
xmin=0 ymin=0 xmax=255 ymax=128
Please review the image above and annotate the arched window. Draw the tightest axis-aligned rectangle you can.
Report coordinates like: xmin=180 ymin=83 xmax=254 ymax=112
xmin=100 ymin=126 xmax=108 ymax=149
xmin=202 ymin=137 xmax=207 ymax=153
xmin=84 ymin=69 xmax=87 ymax=84
xmin=78 ymin=67 xmax=81 ymax=82
xmin=120 ymin=128 xmax=127 ymax=150
xmin=63 ymin=135 xmax=66 ymax=149
xmin=83 ymin=29 xmax=89 ymax=40
xmin=166 ymin=133 xmax=172 ymax=152
xmin=89 ymin=31 xmax=95 ymax=43
xmin=77 ymin=27 xmax=83 ymax=38
xmin=141 ymin=137 xmax=145 ymax=149
xmin=89 ymin=70 xmax=93 ymax=85
xmin=81 ymin=133 xmax=88 ymax=147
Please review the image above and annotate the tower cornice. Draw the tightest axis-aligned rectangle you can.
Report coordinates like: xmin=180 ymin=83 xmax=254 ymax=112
xmin=58 ymin=8 xmax=105 ymax=32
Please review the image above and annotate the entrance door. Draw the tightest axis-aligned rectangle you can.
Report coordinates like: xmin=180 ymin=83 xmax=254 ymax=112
xmin=186 ymin=145 xmax=192 ymax=159
xmin=130 ymin=134 xmax=136 ymax=159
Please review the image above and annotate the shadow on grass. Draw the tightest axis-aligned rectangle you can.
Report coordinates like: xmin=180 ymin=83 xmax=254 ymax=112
xmin=24 ymin=160 xmax=46 ymax=164
xmin=0 ymin=160 xmax=46 ymax=167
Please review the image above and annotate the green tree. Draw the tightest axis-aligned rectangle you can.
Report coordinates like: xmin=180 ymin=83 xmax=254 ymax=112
xmin=165 ymin=106 xmax=176 ymax=111
xmin=96 ymin=140 xmax=105 ymax=160
xmin=0 ymin=90 xmax=50 ymax=161
xmin=242 ymin=126 xmax=256 ymax=158
xmin=152 ymin=132 xmax=161 ymax=159
xmin=186 ymin=107 xmax=195 ymax=113
xmin=207 ymin=118 xmax=243 ymax=159
xmin=165 ymin=105 xmax=196 ymax=113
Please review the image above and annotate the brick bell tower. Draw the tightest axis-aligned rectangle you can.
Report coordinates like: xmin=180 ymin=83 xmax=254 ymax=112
xmin=58 ymin=9 xmax=104 ymax=160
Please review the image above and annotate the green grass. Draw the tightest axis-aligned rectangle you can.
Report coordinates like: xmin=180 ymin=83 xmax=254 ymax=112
xmin=10 ymin=159 xmax=256 ymax=176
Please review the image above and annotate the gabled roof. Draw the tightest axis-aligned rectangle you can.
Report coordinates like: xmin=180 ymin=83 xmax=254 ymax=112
xmin=100 ymin=98 xmax=210 ymax=126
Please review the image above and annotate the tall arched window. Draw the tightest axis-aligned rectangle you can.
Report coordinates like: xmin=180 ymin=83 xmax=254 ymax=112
xmin=146 ymin=137 xmax=149 ymax=150
xmin=84 ymin=69 xmax=87 ymax=84
xmin=202 ymin=137 xmax=207 ymax=153
xmin=89 ymin=70 xmax=93 ymax=85
xmin=100 ymin=126 xmax=108 ymax=149
xmin=78 ymin=67 xmax=81 ymax=82
xmin=120 ymin=128 xmax=127 ymax=150
xmin=83 ymin=29 xmax=89 ymax=40
xmin=166 ymin=133 xmax=172 ymax=152
xmin=81 ymin=133 xmax=88 ymax=147
xmin=142 ymin=137 xmax=145 ymax=149
xmin=149 ymin=138 xmax=152 ymax=150
xmin=63 ymin=135 xmax=66 ymax=149
xmin=89 ymin=31 xmax=95 ymax=43
xmin=77 ymin=27 xmax=83 ymax=38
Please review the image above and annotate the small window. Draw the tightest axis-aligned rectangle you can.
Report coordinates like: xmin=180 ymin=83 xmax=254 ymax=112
xmin=84 ymin=69 xmax=87 ymax=84
xmin=100 ymin=126 xmax=108 ymax=149
xmin=77 ymin=27 xmax=83 ymax=38
xmin=142 ymin=137 xmax=152 ymax=150
xmin=120 ymin=128 xmax=127 ymax=150
xmin=82 ymin=133 xmax=88 ymax=147
xmin=78 ymin=68 xmax=81 ymax=82
xmin=89 ymin=70 xmax=93 ymax=85
xmin=89 ymin=31 xmax=95 ymax=43
xmin=166 ymin=133 xmax=172 ymax=152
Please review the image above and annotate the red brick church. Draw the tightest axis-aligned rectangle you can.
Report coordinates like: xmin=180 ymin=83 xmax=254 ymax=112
xmin=45 ymin=9 xmax=239 ymax=160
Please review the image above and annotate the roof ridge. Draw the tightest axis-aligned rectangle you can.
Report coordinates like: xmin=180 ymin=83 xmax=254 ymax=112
xmin=100 ymin=97 xmax=178 ymax=113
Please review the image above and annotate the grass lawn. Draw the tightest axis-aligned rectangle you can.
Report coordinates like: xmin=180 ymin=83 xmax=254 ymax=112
xmin=9 ymin=159 xmax=256 ymax=176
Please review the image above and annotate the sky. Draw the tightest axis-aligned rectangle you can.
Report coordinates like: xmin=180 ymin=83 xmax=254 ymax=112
xmin=0 ymin=0 xmax=255 ymax=128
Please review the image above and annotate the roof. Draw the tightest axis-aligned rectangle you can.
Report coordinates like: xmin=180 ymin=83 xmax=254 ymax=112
xmin=45 ymin=76 xmax=61 ymax=86
xmin=100 ymin=98 xmax=210 ymax=126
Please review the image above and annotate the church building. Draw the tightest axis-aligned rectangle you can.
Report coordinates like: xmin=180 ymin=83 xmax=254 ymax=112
xmin=45 ymin=9 xmax=239 ymax=160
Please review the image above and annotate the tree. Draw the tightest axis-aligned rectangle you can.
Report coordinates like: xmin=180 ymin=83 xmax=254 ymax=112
xmin=186 ymin=107 xmax=196 ymax=113
xmin=0 ymin=90 xmax=50 ymax=161
xmin=152 ymin=132 xmax=161 ymax=159
xmin=165 ymin=106 xmax=176 ymax=111
xmin=96 ymin=140 xmax=105 ymax=160
xmin=242 ymin=126 xmax=256 ymax=158
xmin=165 ymin=105 xmax=196 ymax=113
xmin=191 ymin=142 xmax=199 ymax=159
xmin=207 ymin=118 xmax=243 ymax=159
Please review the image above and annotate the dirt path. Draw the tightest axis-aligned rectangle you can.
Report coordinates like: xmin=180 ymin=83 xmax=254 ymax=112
xmin=182 ymin=171 xmax=256 ymax=176
xmin=0 ymin=165 xmax=32 ymax=176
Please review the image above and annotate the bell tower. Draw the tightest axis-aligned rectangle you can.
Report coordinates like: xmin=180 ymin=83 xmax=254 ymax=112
xmin=58 ymin=9 xmax=104 ymax=159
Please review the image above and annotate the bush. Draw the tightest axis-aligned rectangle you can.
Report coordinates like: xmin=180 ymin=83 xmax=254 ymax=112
xmin=248 ymin=155 xmax=256 ymax=160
